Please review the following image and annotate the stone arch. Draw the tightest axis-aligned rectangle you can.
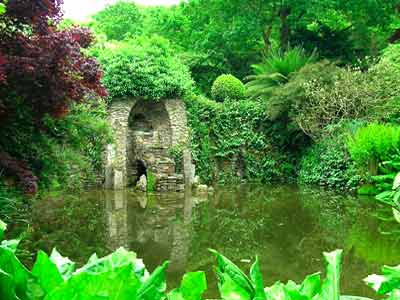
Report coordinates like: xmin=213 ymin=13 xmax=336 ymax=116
xmin=126 ymin=100 xmax=173 ymax=186
xmin=105 ymin=98 xmax=193 ymax=191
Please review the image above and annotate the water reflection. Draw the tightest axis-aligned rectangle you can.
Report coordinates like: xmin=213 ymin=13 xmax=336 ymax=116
xmin=22 ymin=184 xmax=400 ymax=298
xmin=104 ymin=189 xmax=197 ymax=277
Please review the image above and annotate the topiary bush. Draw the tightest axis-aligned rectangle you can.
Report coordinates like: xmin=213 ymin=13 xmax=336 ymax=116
xmin=211 ymin=74 xmax=245 ymax=102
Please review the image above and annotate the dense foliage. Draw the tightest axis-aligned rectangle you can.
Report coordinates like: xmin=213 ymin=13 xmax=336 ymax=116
xmin=185 ymin=95 xmax=300 ymax=185
xmin=91 ymin=1 xmax=142 ymax=40
xmin=0 ymin=0 xmax=107 ymax=195
xmin=94 ymin=36 xmax=193 ymax=100
xmin=298 ymin=126 xmax=360 ymax=191
xmin=89 ymin=0 xmax=400 ymax=93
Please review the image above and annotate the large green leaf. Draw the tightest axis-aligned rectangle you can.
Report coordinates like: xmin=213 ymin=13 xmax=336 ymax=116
xmin=0 ymin=220 xmax=6 ymax=241
xmin=168 ymin=289 xmax=184 ymax=300
xmin=210 ymin=249 xmax=255 ymax=297
xmin=387 ymin=289 xmax=400 ymax=300
xmin=180 ymin=272 xmax=207 ymax=300
xmin=0 ymin=245 xmax=32 ymax=300
xmin=167 ymin=272 xmax=207 ymax=300
xmin=44 ymin=264 xmax=140 ymax=300
xmin=265 ymin=282 xmax=290 ymax=300
xmin=316 ymin=250 xmax=343 ymax=300
xmin=76 ymin=247 xmax=149 ymax=282
xmin=284 ymin=280 xmax=307 ymax=300
xmin=49 ymin=249 xmax=75 ymax=280
xmin=299 ymin=273 xmax=321 ymax=299
xmin=0 ymin=269 xmax=19 ymax=300
xmin=137 ymin=261 xmax=169 ymax=300
xmin=1 ymin=240 xmax=20 ymax=254
xmin=76 ymin=247 xmax=137 ymax=274
xmin=219 ymin=272 xmax=252 ymax=300
xmin=250 ymin=256 xmax=266 ymax=300
xmin=32 ymin=251 xmax=63 ymax=294
xmin=364 ymin=264 xmax=400 ymax=295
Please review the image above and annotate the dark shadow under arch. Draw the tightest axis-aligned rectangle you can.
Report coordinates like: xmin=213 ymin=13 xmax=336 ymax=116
xmin=134 ymin=159 xmax=147 ymax=185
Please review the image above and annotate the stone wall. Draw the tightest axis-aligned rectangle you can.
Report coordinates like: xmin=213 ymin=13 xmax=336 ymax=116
xmin=105 ymin=98 xmax=192 ymax=191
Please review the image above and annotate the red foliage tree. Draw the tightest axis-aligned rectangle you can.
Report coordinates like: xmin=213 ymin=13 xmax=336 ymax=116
xmin=0 ymin=0 xmax=107 ymax=194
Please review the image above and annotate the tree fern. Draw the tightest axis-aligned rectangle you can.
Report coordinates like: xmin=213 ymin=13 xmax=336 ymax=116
xmin=245 ymin=47 xmax=316 ymax=100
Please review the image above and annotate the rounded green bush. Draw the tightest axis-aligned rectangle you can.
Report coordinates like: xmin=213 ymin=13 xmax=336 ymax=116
xmin=211 ymin=74 xmax=245 ymax=102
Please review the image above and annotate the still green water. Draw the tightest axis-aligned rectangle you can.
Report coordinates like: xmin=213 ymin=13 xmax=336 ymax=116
xmin=21 ymin=184 xmax=400 ymax=298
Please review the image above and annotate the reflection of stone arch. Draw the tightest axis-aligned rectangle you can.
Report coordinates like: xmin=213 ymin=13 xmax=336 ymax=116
xmin=105 ymin=98 xmax=192 ymax=190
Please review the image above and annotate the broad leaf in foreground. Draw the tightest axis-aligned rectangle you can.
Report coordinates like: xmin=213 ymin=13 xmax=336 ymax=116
xmin=250 ymin=256 xmax=266 ymax=300
xmin=0 ymin=220 xmax=6 ymax=241
xmin=364 ymin=264 xmax=400 ymax=295
xmin=299 ymin=272 xmax=321 ymax=298
xmin=44 ymin=264 xmax=140 ymax=300
xmin=0 ymin=269 xmax=18 ymax=300
xmin=76 ymin=247 xmax=149 ymax=282
xmin=210 ymin=249 xmax=255 ymax=297
xmin=388 ymin=289 xmax=400 ymax=300
xmin=138 ymin=261 xmax=169 ymax=300
xmin=49 ymin=249 xmax=75 ymax=280
xmin=167 ymin=271 xmax=207 ymax=300
xmin=219 ymin=272 xmax=252 ymax=300
xmin=32 ymin=251 xmax=63 ymax=294
xmin=265 ymin=282 xmax=289 ymax=300
xmin=0 ymin=244 xmax=32 ymax=300
xmin=317 ymin=250 xmax=343 ymax=300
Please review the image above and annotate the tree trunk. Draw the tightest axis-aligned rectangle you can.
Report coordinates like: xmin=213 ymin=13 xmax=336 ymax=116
xmin=279 ymin=7 xmax=291 ymax=52
xmin=263 ymin=24 xmax=273 ymax=51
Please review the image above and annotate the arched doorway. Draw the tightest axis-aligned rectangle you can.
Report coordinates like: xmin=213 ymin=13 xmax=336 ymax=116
xmin=126 ymin=100 xmax=173 ymax=186
xmin=105 ymin=98 xmax=192 ymax=191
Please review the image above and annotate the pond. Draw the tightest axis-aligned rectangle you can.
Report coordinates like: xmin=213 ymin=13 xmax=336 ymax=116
xmin=17 ymin=184 xmax=400 ymax=299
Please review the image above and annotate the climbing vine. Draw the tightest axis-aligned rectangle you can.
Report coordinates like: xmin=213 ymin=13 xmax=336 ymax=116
xmin=185 ymin=95 xmax=297 ymax=185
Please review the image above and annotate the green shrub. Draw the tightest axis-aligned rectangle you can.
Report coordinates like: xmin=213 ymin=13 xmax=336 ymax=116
xmin=169 ymin=144 xmax=185 ymax=174
xmin=94 ymin=36 xmax=193 ymax=100
xmin=267 ymin=61 xmax=340 ymax=123
xmin=211 ymin=74 xmax=245 ymax=102
xmin=299 ymin=128 xmax=360 ymax=190
xmin=0 ymin=97 xmax=112 ymax=193
xmin=347 ymin=123 xmax=400 ymax=174
xmin=263 ymin=56 xmax=400 ymax=140
xmin=367 ymin=44 xmax=400 ymax=123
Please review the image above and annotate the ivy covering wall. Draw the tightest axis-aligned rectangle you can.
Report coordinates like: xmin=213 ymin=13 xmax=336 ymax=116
xmin=185 ymin=95 xmax=298 ymax=185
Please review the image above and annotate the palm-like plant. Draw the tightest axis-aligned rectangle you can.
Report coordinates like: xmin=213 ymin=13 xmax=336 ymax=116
xmin=245 ymin=47 xmax=316 ymax=99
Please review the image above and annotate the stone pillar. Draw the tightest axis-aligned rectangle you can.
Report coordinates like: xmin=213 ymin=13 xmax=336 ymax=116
xmin=165 ymin=99 xmax=189 ymax=146
xmin=105 ymin=99 xmax=136 ymax=189
xmin=183 ymin=149 xmax=195 ymax=187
